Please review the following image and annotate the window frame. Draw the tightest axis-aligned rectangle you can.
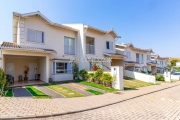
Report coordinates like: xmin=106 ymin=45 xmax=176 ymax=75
xmin=136 ymin=53 xmax=140 ymax=63
xmin=106 ymin=41 xmax=113 ymax=50
xmin=126 ymin=51 xmax=131 ymax=59
xmin=64 ymin=36 xmax=76 ymax=55
xmin=147 ymin=55 xmax=151 ymax=61
xmin=26 ymin=28 xmax=45 ymax=44
xmin=86 ymin=36 xmax=95 ymax=54
xmin=140 ymin=54 xmax=144 ymax=64
xmin=52 ymin=61 xmax=73 ymax=74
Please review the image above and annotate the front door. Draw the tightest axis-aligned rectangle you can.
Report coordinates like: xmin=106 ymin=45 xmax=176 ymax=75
xmin=6 ymin=63 xmax=14 ymax=77
xmin=29 ymin=63 xmax=38 ymax=80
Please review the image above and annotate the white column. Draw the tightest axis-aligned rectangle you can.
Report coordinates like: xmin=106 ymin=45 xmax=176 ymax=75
xmin=45 ymin=55 xmax=50 ymax=83
xmin=111 ymin=66 xmax=124 ymax=90
xmin=164 ymin=69 xmax=171 ymax=82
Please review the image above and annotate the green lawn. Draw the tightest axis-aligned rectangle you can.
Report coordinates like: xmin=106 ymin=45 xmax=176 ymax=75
xmin=124 ymin=78 xmax=154 ymax=90
xmin=75 ymin=80 xmax=119 ymax=92
xmin=26 ymin=86 xmax=51 ymax=98
xmin=44 ymin=84 xmax=84 ymax=98
xmin=86 ymin=89 xmax=103 ymax=95
xmin=6 ymin=88 xmax=13 ymax=97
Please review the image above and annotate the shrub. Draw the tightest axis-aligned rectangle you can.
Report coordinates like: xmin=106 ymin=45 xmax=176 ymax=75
xmin=100 ymin=73 xmax=115 ymax=87
xmin=79 ymin=69 xmax=88 ymax=80
xmin=0 ymin=68 xmax=9 ymax=96
xmin=148 ymin=71 xmax=152 ymax=74
xmin=155 ymin=75 xmax=164 ymax=81
xmin=87 ymin=73 xmax=94 ymax=82
xmin=93 ymin=69 xmax=103 ymax=83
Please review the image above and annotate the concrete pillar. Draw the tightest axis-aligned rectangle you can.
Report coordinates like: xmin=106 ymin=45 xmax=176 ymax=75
xmin=111 ymin=66 xmax=124 ymax=90
xmin=46 ymin=55 xmax=50 ymax=83
xmin=164 ymin=69 xmax=171 ymax=82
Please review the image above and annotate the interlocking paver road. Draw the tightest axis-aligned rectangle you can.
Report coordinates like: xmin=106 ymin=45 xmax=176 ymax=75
xmin=33 ymin=82 xmax=180 ymax=120
xmin=1 ymin=82 xmax=180 ymax=119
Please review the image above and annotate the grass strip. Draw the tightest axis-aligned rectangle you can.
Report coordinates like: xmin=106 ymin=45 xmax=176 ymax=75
xmin=26 ymin=86 xmax=51 ymax=98
xmin=86 ymin=89 xmax=103 ymax=95
xmin=75 ymin=80 xmax=118 ymax=92
xmin=45 ymin=84 xmax=84 ymax=98
xmin=6 ymin=88 xmax=13 ymax=97
xmin=124 ymin=79 xmax=154 ymax=90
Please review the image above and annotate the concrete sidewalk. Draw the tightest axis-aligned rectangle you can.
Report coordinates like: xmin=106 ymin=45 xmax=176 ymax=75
xmin=0 ymin=82 xmax=180 ymax=119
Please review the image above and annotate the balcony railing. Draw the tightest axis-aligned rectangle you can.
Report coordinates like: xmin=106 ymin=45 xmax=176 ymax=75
xmin=86 ymin=44 xmax=95 ymax=54
xmin=136 ymin=58 xmax=140 ymax=63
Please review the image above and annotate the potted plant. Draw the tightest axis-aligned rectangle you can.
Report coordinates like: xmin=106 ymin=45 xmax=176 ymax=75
xmin=24 ymin=66 xmax=29 ymax=81
xmin=93 ymin=63 xmax=98 ymax=71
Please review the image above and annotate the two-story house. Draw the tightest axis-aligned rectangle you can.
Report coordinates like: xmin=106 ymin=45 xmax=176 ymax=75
xmin=151 ymin=54 xmax=169 ymax=74
xmin=116 ymin=43 xmax=156 ymax=73
xmin=0 ymin=11 xmax=125 ymax=84
xmin=63 ymin=24 xmax=125 ymax=71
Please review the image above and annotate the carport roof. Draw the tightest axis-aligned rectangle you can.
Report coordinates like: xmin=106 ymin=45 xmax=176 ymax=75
xmin=0 ymin=41 xmax=56 ymax=53
xmin=147 ymin=62 xmax=157 ymax=65
xmin=103 ymin=53 xmax=126 ymax=57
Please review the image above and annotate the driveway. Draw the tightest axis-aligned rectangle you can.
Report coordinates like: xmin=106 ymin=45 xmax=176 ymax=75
xmin=1 ymin=82 xmax=180 ymax=119
xmin=34 ymin=82 xmax=180 ymax=120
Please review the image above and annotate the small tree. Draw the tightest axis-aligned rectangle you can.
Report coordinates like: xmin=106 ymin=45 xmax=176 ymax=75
xmin=79 ymin=69 xmax=88 ymax=80
xmin=72 ymin=62 xmax=79 ymax=79
xmin=0 ymin=68 xmax=9 ymax=96
xmin=171 ymin=60 xmax=178 ymax=66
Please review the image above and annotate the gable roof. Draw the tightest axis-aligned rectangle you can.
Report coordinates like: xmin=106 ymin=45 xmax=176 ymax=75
xmin=0 ymin=41 xmax=56 ymax=53
xmin=151 ymin=53 xmax=169 ymax=60
xmin=84 ymin=25 xmax=121 ymax=38
xmin=13 ymin=11 xmax=78 ymax=32
xmin=116 ymin=43 xmax=153 ymax=53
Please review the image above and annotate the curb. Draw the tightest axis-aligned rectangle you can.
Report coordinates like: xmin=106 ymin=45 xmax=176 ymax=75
xmin=1 ymin=83 xmax=180 ymax=119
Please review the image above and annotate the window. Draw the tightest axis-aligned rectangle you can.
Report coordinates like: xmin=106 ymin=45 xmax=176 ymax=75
xmin=27 ymin=29 xmax=44 ymax=43
xmin=64 ymin=37 xmax=75 ymax=55
xmin=147 ymin=55 xmax=151 ymax=61
xmin=126 ymin=52 xmax=131 ymax=59
xmin=106 ymin=41 xmax=113 ymax=50
xmin=52 ymin=62 xmax=72 ymax=74
xmin=86 ymin=36 xmax=95 ymax=54
xmin=136 ymin=53 xmax=139 ymax=63
xmin=137 ymin=54 xmax=144 ymax=64
xmin=140 ymin=54 xmax=144 ymax=64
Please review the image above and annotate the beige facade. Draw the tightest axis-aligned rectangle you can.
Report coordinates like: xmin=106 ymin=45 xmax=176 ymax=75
xmin=151 ymin=54 xmax=169 ymax=73
xmin=116 ymin=43 xmax=155 ymax=73
xmin=0 ymin=11 xmax=123 ymax=83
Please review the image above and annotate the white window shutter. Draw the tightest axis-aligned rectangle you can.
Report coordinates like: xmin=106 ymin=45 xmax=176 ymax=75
xmin=27 ymin=29 xmax=36 ymax=42
xmin=27 ymin=29 xmax=43 ymax=43
xmin=36 ymin=31 xmax=43 ymax=43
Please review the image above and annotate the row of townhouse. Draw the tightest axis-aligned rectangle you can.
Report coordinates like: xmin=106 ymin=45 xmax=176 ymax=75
xmin=0 ymin=11 xmax=168 ymax=84
xmin=116 ymin=43 xmax=169 ymax=74
xmin=0 ymin=11 xmax=125 ymax=83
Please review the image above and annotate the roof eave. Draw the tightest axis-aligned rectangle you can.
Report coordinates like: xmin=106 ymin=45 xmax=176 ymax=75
xmin=1 ymin=47 xmax=57 ymax=54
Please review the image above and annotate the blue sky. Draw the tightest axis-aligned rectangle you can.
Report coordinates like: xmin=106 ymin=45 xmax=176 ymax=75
xmin=0 ymin=0 xmax=180 ymax=57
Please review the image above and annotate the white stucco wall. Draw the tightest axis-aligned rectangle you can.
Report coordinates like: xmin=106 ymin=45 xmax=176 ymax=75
xmin=16 ymin=16 xmax=78 ymax=61
xmin=124 ymin=47 xmax=151 ymax=66
xmin=1 ymin=50 xmax=50 ymax=83
xmin=64 ymin=24 xmax=117 ymax=71
xmin=176 ymin=62 xmax=180 ymax=66
xmin=124 ymin=70 xmax=156 ymax=84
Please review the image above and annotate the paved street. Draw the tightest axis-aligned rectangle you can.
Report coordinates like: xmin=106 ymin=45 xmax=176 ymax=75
xmin=1 ymin=82 xmax=180 ymax=119
xmin=32 ymin=82 xmax=180 ymax=120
